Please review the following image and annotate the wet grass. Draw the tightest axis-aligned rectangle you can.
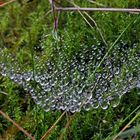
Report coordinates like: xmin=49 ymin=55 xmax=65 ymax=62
xmin=0 ymin=0 xmax=140 ymax=140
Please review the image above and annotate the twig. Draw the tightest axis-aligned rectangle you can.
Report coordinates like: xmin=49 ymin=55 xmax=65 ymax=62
xmin=40 ymin=111 xmax=66 ymax=140
xmin=83 ymin=12 xmax=108 ymax=46
xmin=48 ymin=0 xmax=52 ymax=5
xmin=77 ymin=11 xmax=108 ymax=46
xmin=105 ymin=104 xmax=140 ymax=140
xmin=87 ymin=0 xmax=105 ymax=7
xmin=113 ymin=111 xmax=140 ymax=140
xmin=69 ymin=1 xmax=108 ymax=46
xmin=0 ymin=0 xmax=16 ymax=7
xmin=0 ymin=110 xmax=35 ymax=140
xmin=55 ymin=7 xmax=140 ymax=13
xmin=58 ymin=113 xmax=76 ymax=140
xmin=49 ymin=0 xmax=59 ymax=31
xmin=0 ymin=90 xmax=8 ymax=95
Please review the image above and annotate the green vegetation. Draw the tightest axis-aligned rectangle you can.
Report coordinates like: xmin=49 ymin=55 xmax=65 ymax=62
xmin=0 ymin=0 xmax=140 ymax=140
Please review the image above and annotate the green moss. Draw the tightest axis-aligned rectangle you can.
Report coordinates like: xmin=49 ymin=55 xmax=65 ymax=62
xmin=0 ymin=0 xmax=140 ymax=140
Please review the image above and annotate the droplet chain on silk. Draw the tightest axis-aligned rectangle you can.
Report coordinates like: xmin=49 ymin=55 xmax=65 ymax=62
xmin=0 ymin=42 xmax=140 ymax=113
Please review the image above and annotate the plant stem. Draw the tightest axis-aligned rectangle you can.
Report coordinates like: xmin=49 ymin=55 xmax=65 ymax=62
xmin=40 ymin=111 xmax=66 ymax=140
xmin=55 ymin=7 xmax=140 ymax=13
xmin=0 ymin=0 xmax=16 ymax=7
xmin=0 ymin=110 xmax=35 ymax=140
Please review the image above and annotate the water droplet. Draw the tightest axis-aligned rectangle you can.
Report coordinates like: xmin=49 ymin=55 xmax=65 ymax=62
xmin=110 ymin=94 xmax=121 ymax=108
xmin=91 ymin=99 xmax=99 ymax=109
xmin=99 ymin=99 xmax=108 ymax=110
xmin=83 ymin=102 xmax=91 ymax=111
xmin=0 ymin=41 xmax=139 ymax=112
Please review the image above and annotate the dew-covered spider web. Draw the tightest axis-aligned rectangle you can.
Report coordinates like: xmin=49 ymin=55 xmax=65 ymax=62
xmin=0 ymin=41 xmax=140 ymax=113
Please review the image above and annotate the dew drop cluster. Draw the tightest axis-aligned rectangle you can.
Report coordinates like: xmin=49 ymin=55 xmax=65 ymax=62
xmin=0 ymin=42 xmax=140 ymax=112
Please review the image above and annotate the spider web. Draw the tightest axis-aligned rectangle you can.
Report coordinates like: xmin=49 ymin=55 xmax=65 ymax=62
xmin=0 ymin=40 xmax=140 ymax=113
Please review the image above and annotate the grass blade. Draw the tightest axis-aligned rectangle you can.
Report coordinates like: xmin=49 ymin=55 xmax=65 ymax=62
xmin=40 ymin=111 xmax=66 ymax=140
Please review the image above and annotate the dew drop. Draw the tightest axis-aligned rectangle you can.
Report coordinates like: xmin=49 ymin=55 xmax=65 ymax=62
xmin=99 ymin=99 xmax=108 ymax=110
xmin=110 ymin=94 xmax=121 ymax=108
